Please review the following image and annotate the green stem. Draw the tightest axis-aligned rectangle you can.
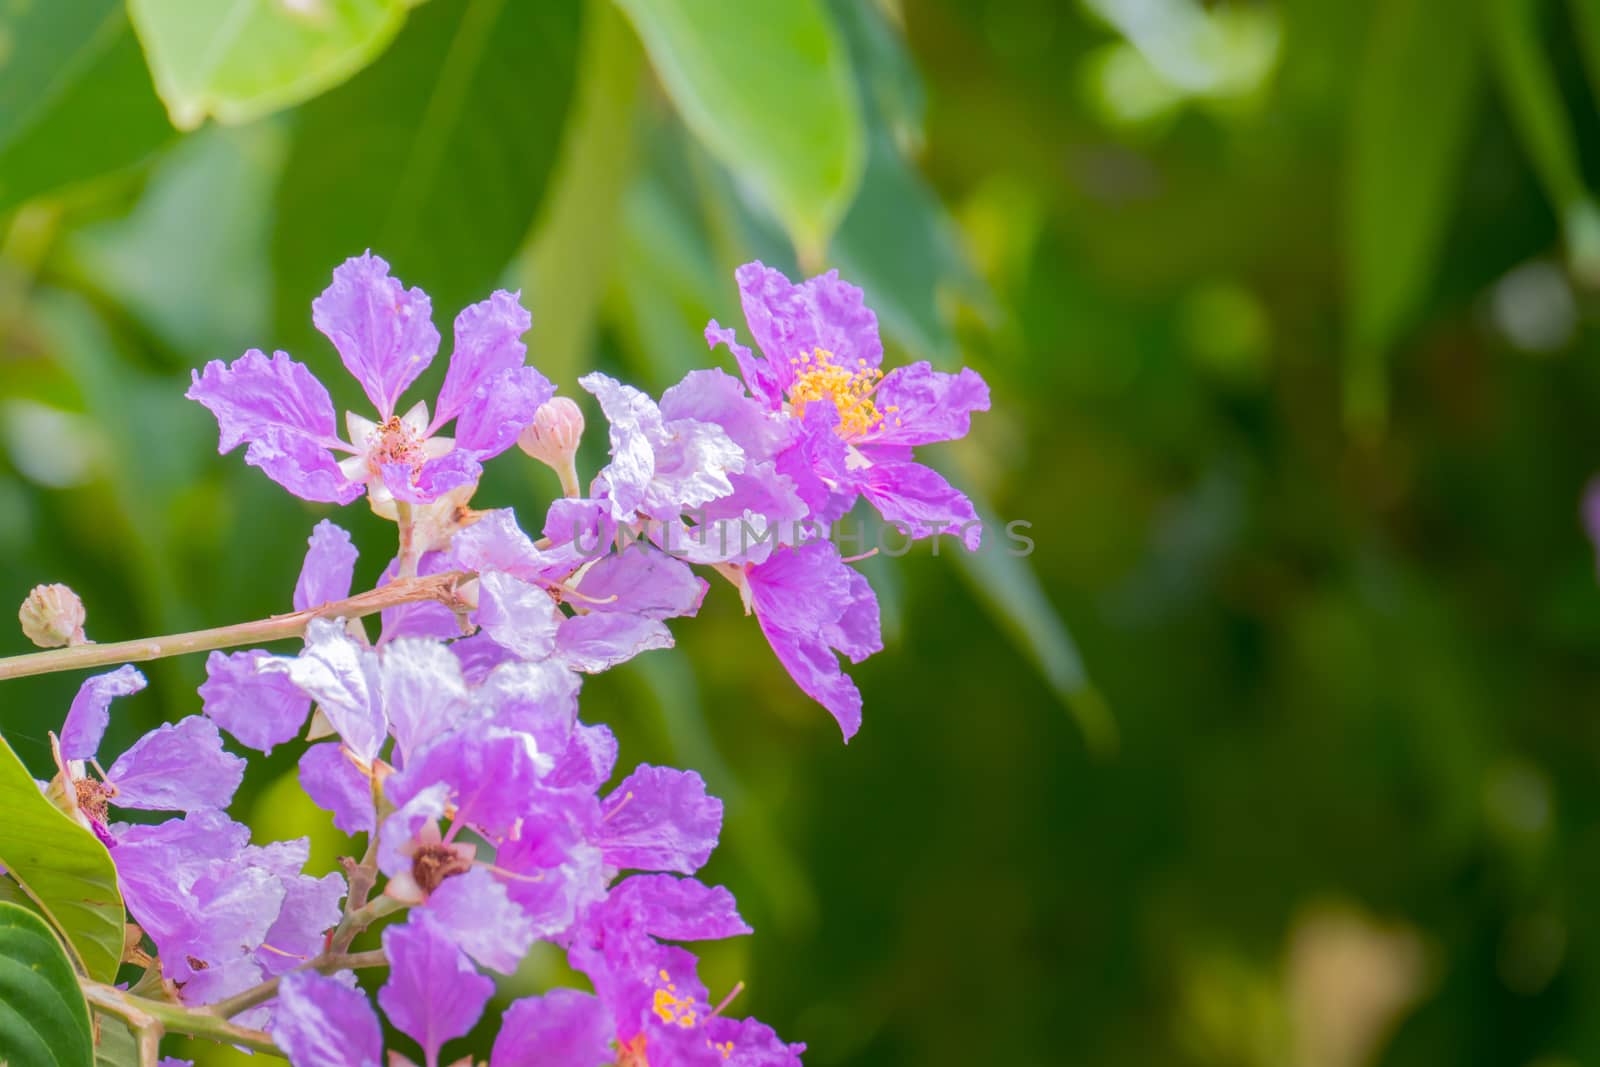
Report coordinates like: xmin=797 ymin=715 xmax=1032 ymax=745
xmin=331 ymin=894 xmax=403 ymax=953
xmin=205 ymin=949 xmax=387 ymax=1020
xmin=0 ymin=571 xmax=472 ymax=681
xmin=81 ymin=982 xmax=282 ymax=1057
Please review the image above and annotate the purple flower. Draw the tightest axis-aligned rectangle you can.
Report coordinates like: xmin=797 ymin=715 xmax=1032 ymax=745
xmin=378 ymin=917 xmax=493 ymax=1065
xmin=50 ymin=666 xmax=245 ymax=841
xmin=707 ymin=261 xmax=989 ymax=548
xmin=272 ymin=972 xmax=384 ymax=1067
xmin=188 ymin=252 xmax=552 ymax=512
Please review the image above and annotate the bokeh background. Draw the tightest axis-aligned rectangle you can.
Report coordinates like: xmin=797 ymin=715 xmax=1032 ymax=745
xmin=6 ymin=0 xmax=1600 ymax=1064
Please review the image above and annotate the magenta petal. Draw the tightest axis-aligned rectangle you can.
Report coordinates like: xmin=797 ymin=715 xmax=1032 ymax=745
xmin=455 ymin=365 xmax=554 ymax=458
xmin=294 ymin=519 xmax=358 ymax=611
xmin=491 ymin=990 xmax=614 ymax=1067
xmin=59 ymin=664 xmax=146 ymax=761
xmin=380 ymin=448 xmax=482 ymax=505
xmin=186 ymin=350 xmax=359 ymax=504
xmin=596 ymin=765 xmax=722 ymax=875
xmin=272 ymin=972 xmax=384 ymax=1067
xmin=199 ymin=650 xmax=311 ymax=755
xmin=260 ymin=870 xmax=345 ymax=975
xmin=702 ymin=1016 xmax=806 ymax=1067
xmin=856 ymin=459 xmax=982 ymax=551
xmin=735 ymin=261 xmax=883 ymax=385
xmin=706 ymin=320 xmax=782 ymax=410
xmin=557 ymin=613 xmax=672 ymax=673
xmin=425 ymin=867 xmax=538 ymax=974
xmin=607 ymin=874 xmax=752 ymax=942
xmin=866 ymin=362 xmax=989 ymax=447
xmin=311 ymin=252 xmax=439 ymax=417
xmin=660 ymin=367 xmax=794 ymax=462
xmin=757 ymin=616 xmax=863 ymax=742
xmin=436 ymin=289 xmax=533 ymax=424
xmin=476 ymin=571 xmax=562 ymax=661
xmin=298 ymin=743 xmax=375 ymax=836
xmin=106 ymin=716 xmax=245 ymax=812
xmin=387 ymin=726 xmax=545 ymax=839
xmin=378 ymin=919 xmax=493 ymax=1063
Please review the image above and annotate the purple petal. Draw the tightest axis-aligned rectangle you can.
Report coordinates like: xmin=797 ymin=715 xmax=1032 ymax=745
xmin=606 ymin=874 xmax=752 ymax=942
xmin=575 ymin=548 xmax=706 ymax=620
xmin=377 ymin=783 xmax=449 ymax=878
xmin=311 ymin=252 xmax=439 ymax=418
xmin=176 ymin=863 xmax=285 ymax=974
xmin=550 ymin=722 xmax=618 ymax=791
xmin=378 ymin=552 xmax=462 ymax=644
xmin=298 ymin=742 xmax=376 ymax=836
xmin=380 ymin=448 xmax=482 ymax=506
xmin=455 ymin=365 xmax=555 ymax=458
xmin=111 ymin=811 xmax=250 ymax=947
xmin=387 ymin=726 xmax=546 ymax=839
xmin=199 ymin=650 xmax=311 ymax=755
xmin=556 ymin=613 xmax=672 ymax=673
xmin=378 ymin=919 xmax=493 ymax=1062
xmin=186 ymin=350 xmax=360 ymax=504
xmin=496 ymin=815 xmax=607 ymax=939
xmin=436 ymin=290 xmax=533 ymax=425
xmin=756 ymin=617 xmax=862 ymax=741
xmin=702 ymin=1016 xmax=806 ymax=1067
xmin=660 ymin=367 xmax=794 ymax=461
xmin=735 ymin=261 xmax=883 ymax=388
xmin=856 ymin=459 xmax=982 ymax=551
xmin=260 ymin=871 xmax=345 ymax=976
xmin=706 ymin=321 xmax=783 ymax=411
xmin=294 ymin=519 xmax=359 ymax=611
xmin=264 ymin=619 xmax=385 ymax=762
xmin=272 ymin=972 xmax=384 ymax=1067
xmin=105 ymin=716 xmax=245 ymax=812
xmin=596 ymin=765 xmax=721 ymax=875
xmin=491 ymin=990 xmax=614 ymax=1067
xmin=379 ymin=639 xmax=471 ymax=763
xmin=473 ymin=660 xmax=581 ymax=750
xmin=476 ymin=571 xmax=562 ymax=661
xmin=59 ymin=664 xmax=146 ymax=761
xmin=424 ymin=867 xmax=538 ymax=974
xmin=864 ymin=362 xmax=989 ymax=447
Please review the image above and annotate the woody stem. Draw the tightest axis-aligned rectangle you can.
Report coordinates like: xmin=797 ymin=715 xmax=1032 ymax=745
xmin=82 ymin=981 xmax=283 ymax=1057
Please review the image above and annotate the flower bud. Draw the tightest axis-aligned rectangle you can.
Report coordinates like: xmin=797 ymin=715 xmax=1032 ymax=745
xmin=19 ymin=583 xmax=87 ymax=648
xmin=517 ymin=397 xmax=584 ymax=468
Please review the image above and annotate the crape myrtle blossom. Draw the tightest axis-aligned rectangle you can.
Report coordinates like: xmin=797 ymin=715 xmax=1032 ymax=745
xmin=187 ymin=252 xmax=553 ymax=513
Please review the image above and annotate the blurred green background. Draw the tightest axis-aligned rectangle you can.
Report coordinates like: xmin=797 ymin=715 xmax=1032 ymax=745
xmin=7 ymin=0 xmax=1600 ymax=1064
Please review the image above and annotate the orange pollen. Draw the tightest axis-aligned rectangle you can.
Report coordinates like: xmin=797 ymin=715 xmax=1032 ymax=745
xmin=368 ymin=416 xmax=424 ymax=474
xmin=74 ymin=778 xmax=112 ymax=824
xmin=617 ymin=1033 xmax=650 ymax=1067
xmin=651 ymin=969 xmax=699 ymax=1028
xmin=786 ymin=348 xmax=893 ymax=438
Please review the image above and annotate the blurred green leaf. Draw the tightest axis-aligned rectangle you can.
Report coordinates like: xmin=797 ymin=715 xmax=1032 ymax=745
xmin=613 ymin=0 xmax=864 ymax=263
xmin=0 ymin=736 xmax=124 ymax=984
xmin=826 ymin=0 xmax=925 ymax=152
xmin=125 ymin=0 xmax=411 ymax=130
xmin=1344 ymin=0 xmax=1481 ymax=430
xmin=0 ymin=9 xmax=171 ymax=211
xmin=273 ymin=0 xmax=581 ymax=343
xmin=91 ymin=1014 xmax=137 ymax=1067
xmin=0 ymin=901 xmax=95 ymax=1067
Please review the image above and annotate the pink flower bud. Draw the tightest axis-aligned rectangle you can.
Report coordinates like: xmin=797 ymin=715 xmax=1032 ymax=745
xmin=517 ymin=397 xmax=585 ymax=468
xmin=19 ymin=583 xmax=87 ymax=648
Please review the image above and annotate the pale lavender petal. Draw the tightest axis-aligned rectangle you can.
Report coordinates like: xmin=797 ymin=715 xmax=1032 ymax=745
xmin=707 ymin=319 xmax=782 ymax=409
xmin=450 ymin=631 xmax=520 ymax=684
xmin=607 ymin=874 xmax=752 ymax=942
xmin=311 ymin=252 xmax=439 ymax=417
xmin=496 ymin=819 xmax=606 ymax=938
xmin=387 ymin=726 xmax=546 ymax=838
xmin=550 ymin=722 xmax=618 ymax=791
xmin=60 ymin=664 xmax=146 ymax=761
xmin=660 ymin=367 xmax=793 ymax=461
xmin=455 ymin=365 xmax=554 ymax=458
xmin=542 ymin=498 xmax=616 ymax=558
xmin=293 ymin=519 xmax=358 ymax=611
xmin=473 ymin=660 xmax=581 ymax=750
xmin=477 ymin=570 xmax=561 ymax=661
xmin=647 ymin=415 xmax=745 ymax=516
xmin=272 ymin=972 xmax=383 ymax=1067
xmin=105 ymin=716 xmax=245 ymax=812
xmin=491 ymin=990 xmax=613 ymax=1067
xmin=378 ymin=919 xmax=493 ymax=1063
xmin=199 ymin=650 xmax=311 ymax=755
xmin=378 ymin=552 xmax=461 ymax=643
xmin=736 ymin=261 xmax=883 ymax=384
xmin=186 ymin=350 xmax=361 ymax=504
xmin=556 ymin=613 xmax=672 ymax=673
xmin=111 ymin=811 xmax=249 ymax=947
xmin=865 ymin=362 xmax=989 ymax=447
xmin=436 ymin=289 xmax=532 ymax=425
xmin=298 ymin=743 xmax=375 ymax=836
xmin=575 ymin=548 xmax=705 ymax=620
xmin=177 ymin=954 xmax=265 ymax=1009
xmin=380 ymin=639 xmax=471 ymax=762
xmin=264 ymin=618 xmax=385 ymax=762
xmin=857 ymin=459 xmax=982 ymax=551
xmin=425 ymin=867 xmax=537 ymax=974
xmin=260 ymin=871 xmax=345 ymax=976
xmin=380 ymin=448 xmax=482 ymax=506
xmin=579 ymin=372 xmax=661 ymax=519
xmin=377 ymin=783 xmax=449 ymax=878
xmin=746 ymin=542 xmax=854 ymax=634
xmin=596 ymin=765 xmax=721 ymax=875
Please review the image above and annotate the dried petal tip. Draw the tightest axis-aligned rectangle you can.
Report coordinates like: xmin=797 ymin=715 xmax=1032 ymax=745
xmin=19 ymin=583 xmax=87 ymax=648
xmin=518 ymin=397 xmax=585 ymax=495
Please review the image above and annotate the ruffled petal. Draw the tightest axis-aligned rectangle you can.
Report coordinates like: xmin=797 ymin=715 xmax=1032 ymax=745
xmin=293 ymin=519 xmax=358 ymax=611
xmin=298 ymin=742 xmax=376 ymax=836
xmin=605 ymin=874 xmax=752 ymax=942
xmin=311 ymin=252 xmax=439 ymax=417
xmin=435 ymin=290 xmax=533 ymax=425
xmin=735 ymin=260 xmax=883 ymax=386
xmin=706 ymin=320 xmax=782 ymax=410
xmin=272 ymin=972 xmax=384 ymax=1067
xmin=575 ymin=548 xmax=706 ymax=620
xmin=260 ymin=870 xmax=345 ymax=976
xmin=379 ymin=639 xmax=472 ymax=763
xmin=378 ymin=918 xmax=493 ymax=1061
xmin=380 ymin=448 xmax=482 ymax=506
xmin=856 ymin=459 xmax=982 ymax=551
xmin=455 ymin=365 xmax=554 ymax=459
xmin=491 ymin=990 xmax=614 ymax=1067
xmin=262 ymin=619 xmax=385 ymax=762
xmin=199 ymin=651 xmax=310 ymax=755
xmin=59 ymin=664 xmax=146 ymax=761
xmin=424 ymin=868 xmax=537 ymax=974
xmin=556 ymin=613 xmax=672 ymax=673
xmin=476 ymin=570 xmax=562 ymax=661
xmin=105 ymin=716 xmax=245 ymax=812
xmin=864 ymin=362 xmax=989 ymax=447
xmin=595 ymin=765 xmax=722 ymax=875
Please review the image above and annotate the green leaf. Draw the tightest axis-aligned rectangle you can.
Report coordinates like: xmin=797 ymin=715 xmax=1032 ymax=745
xmin=273 ymin=0 xmax=581 ymax=348
xmin=0 ymin=901 xmax=95 ymax=1067
xmin=0 ymin=734 xmax=125 ymax=984
xmin=1343 ymin=0 xmax=1481 ymax=430
xmin=0 ymin=8 xmax=172 ymax=211
xmin=613 ymin=0 xmax=864 ymax=262
xmin=91 ymin=1014 xmax=138 ymax=1067
xmin=126 ymin=0 xmax=412 ymax=130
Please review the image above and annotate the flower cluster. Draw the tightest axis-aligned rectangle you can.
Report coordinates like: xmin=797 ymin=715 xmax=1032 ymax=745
xmin=40 ymin=251 xmax=987 ymax=1065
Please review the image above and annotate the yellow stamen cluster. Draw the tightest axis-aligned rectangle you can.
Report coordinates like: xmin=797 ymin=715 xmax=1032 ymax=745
xmin=787 ymin=348 xmax=898 ymax=438
xmin=652 ymin=969 xmax=699 ymax=1028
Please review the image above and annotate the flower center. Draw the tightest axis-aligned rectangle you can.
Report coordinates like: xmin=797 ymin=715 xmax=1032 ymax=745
xmin=410 ymin=842 xmax=472 ymax=895
xmin=367 ymin=415 xmax=425 ymax=475
xmin=617 ymin=1034 xmax=650 ymax=1067
xmin=786 ymin=348 xmax=895 ymax=438
xmin=74 ymin=778 xmax=113 ymax=825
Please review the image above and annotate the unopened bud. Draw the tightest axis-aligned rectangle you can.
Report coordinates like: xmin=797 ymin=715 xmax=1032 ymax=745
xmin=19 ymin=583 xmax=87 ymax=648
xmin=518 ymin=397 xmax=584 ymax=496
